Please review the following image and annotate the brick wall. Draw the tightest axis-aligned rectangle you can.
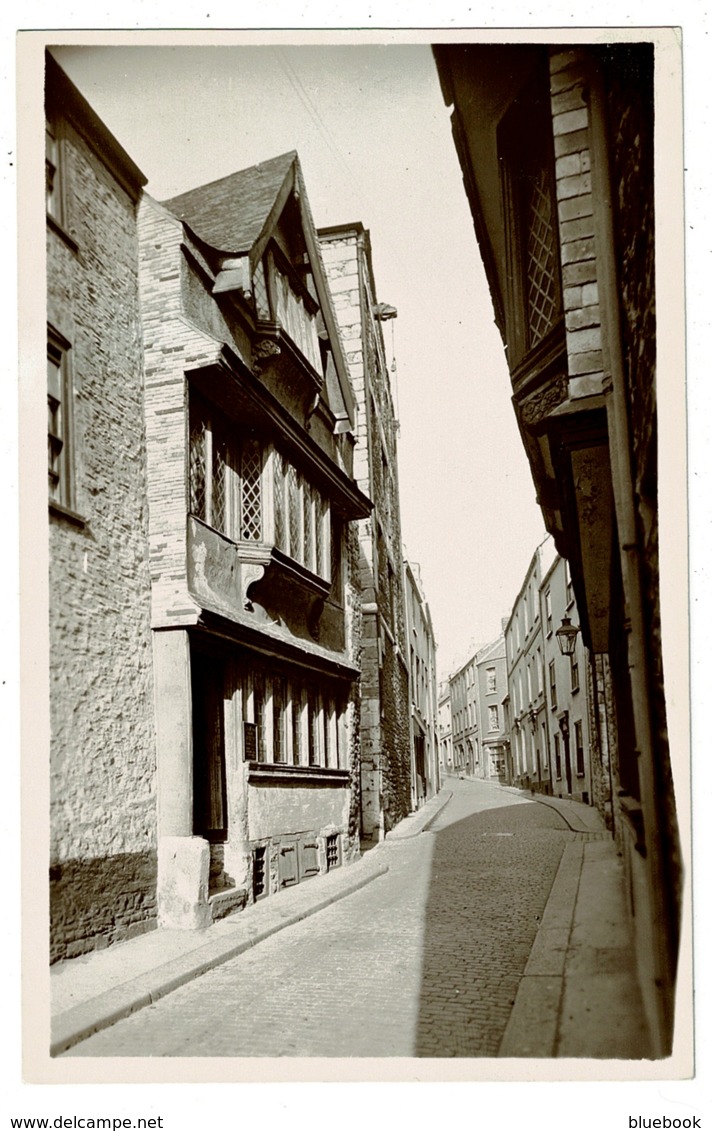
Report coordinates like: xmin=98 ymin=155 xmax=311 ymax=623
xmin=48 ymin=116 xmax=157 ymax=961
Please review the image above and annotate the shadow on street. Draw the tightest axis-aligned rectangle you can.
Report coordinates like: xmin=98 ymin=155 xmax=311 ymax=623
xmin=414 ymin=788 xmax=571 ymax=1057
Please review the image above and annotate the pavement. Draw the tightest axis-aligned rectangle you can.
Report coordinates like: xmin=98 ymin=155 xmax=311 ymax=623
xmin=498 ymin=790 xmax=653 ymax=1058
xmin=50 ymin=781 xmax=652 ymax=1059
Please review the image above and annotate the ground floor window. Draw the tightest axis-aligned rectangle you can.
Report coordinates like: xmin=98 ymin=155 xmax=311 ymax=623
xmin=190 ymin=642 xmax=350 ymax=841
xmin=574 ymin=719 xmax=585 ymax=776
xmin=240 ymin=655 xmax=347 ymax=770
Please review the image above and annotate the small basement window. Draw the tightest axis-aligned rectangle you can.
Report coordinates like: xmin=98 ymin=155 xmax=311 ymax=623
xmin=252 ymin=845 xmax=268 ymax=901
xmin=326 ymin=834 xmax=340 ymax=872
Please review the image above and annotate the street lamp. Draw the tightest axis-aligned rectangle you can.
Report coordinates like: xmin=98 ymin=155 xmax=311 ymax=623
xmin=555 ymin=616 xmax=580 ymax=657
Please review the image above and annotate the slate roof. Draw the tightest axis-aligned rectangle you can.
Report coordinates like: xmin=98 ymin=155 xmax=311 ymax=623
xmin=161 ymin=150 xmax=297 ymax=254
xmin=475 ymin=635 xmax=505 ymax=664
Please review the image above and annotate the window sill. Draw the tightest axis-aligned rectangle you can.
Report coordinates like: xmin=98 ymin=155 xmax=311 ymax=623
xmin=247 ymin=762 xmax=350 ymax=786
xmin=49 ymin=500 xmax=87 ymax=528
xmin=47 ymin=214 xmax=79 ymax=254
xmin=270 ymin=546 xmax=331 ymax=599
xmin=188 ymin=516 xmax=331 ymax=598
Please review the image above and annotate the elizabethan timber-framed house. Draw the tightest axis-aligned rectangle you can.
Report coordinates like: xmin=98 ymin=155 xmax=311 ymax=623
xmin=139 ymin=152 xmax=371 ymax=928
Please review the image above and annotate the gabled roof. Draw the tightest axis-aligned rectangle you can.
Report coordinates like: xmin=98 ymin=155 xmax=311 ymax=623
xmin=161 ymin=151 xmax=297 ymax=256
xmin=475 ymin=635 xmax=505 ymax=665
xmin=161 ymin=151 xmax=356 ymax=429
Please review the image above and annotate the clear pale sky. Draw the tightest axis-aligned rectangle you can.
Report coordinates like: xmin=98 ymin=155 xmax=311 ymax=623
xmin=52 ymin=39 xmax=548 ymax=676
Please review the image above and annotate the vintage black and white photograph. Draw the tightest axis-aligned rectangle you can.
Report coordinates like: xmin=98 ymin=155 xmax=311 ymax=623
xmin=19 ymin=22 xmax=696 ymax=1088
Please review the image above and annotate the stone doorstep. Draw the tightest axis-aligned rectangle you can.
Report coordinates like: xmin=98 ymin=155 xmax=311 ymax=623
xmin=51 ymin=858 xmax=389 ymax=1058
xmin=208 ymin=886 xmax=248 ymax=921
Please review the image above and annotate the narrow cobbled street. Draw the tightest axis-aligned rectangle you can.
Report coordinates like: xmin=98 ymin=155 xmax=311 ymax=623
xmin=65 ymin=779 xmax=572 ymax=1058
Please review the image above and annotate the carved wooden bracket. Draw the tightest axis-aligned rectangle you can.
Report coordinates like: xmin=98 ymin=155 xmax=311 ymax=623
xmin=253 ymin=319 xmax=282 ymax=375
xmin=241 ymin=561 xmax=266 ymax=611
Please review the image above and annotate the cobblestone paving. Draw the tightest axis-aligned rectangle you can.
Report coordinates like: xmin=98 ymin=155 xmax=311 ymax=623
xmin=66 ymin=780 xmax=570 ymax=1058
xmin=416 ymin=786 xmax=570 ymax=1056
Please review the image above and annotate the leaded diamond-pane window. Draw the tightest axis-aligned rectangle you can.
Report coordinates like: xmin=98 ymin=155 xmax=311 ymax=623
xmin=189 ymin=413 xmax=207 ymax=520
xmin=190 ymin=394 xmax=265 ymax=543
xmin=253 ymin=259 xmax=270 ymax=320
xmin=315 ymin=496 xmax=327 ymax=578
xmin=525 ymin=163 xmax=559 ymax=346
xmin=211 ymin=431 xmax=228 ymax=534
xmin=189 ymin=399 xmax=335 ymax=583
xmin=189 ymin=401 xmax=229 ymax=535
xmin=330 ymin=517 xmax=341 ymax=594
xmin=240 ymin=439 xmax=262 ymax=541
xmin=271 ymin=452 xmax=330 ymax=580
xmin=288 ymin=464 xmax=302 ymax=563
xmin=497 ymin=56 xmax=563 ymax=365
xmin=303 ymin=481 xmax=314 ymax=573
xmin=273 ymin=451 xmax=286 ymax=551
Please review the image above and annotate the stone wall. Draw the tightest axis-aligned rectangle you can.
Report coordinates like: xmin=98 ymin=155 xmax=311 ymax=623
xmin=48 ymin=108 xmax=157 ymax=961
xmin=548 ymin=48 xmax=605 ymax=402
xmin=320 ymin=228 xmax=413 ymax=837
xmin=138 ymin=197 xmax=222 ymax=630
xmin=604 ymin=44 xmax=682 ymax=952
xmin=344 ymin=519 xmax=364 ymax=855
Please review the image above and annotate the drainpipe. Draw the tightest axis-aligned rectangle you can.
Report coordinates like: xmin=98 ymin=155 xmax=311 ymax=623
xmin=587 ymin=56 xmax=675 ymax=1053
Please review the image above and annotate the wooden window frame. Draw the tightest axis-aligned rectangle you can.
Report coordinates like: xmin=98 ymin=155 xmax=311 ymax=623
xmin=46 ymin=115 xmax=66 ymax=228
xmin=571 ymin=651 xmax=580 ymax=693
xmin=574 ymin=719 xmax=585 ymax=776
xmin=549 ymin=659 xmax=558 ymax=710
xmin=189 ymin=393 xmax=265 ymax=544
xmin=497 ymin=57 xmax=564 ymax=373
xmin=47 ymin=325 xmax=75 ymax=513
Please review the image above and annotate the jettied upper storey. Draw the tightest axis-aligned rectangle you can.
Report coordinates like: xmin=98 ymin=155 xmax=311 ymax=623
xmin=162 ymin=150 xmax=358 ymax=438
